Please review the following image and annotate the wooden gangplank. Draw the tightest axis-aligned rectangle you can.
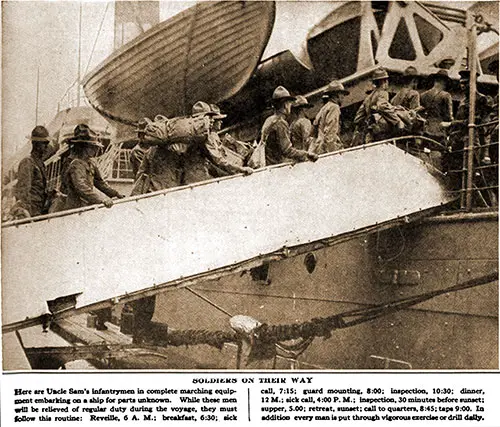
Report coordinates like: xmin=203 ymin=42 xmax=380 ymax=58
xmin=2 ymin=141 xmax=453 ymax=330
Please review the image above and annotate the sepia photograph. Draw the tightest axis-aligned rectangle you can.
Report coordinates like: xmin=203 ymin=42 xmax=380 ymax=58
xmin=1 ymin=0 xmax=498 ymax=373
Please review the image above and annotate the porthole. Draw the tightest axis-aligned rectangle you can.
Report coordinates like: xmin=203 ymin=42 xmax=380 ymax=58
xmin=304 ymin=253 xmax=317 ymax=274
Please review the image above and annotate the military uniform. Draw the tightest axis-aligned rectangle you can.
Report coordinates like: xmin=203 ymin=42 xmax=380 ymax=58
xmin=14 ymin=126 xmax=52 ymax=217
xmin=392 ymin=87 xmax=420 ymax=110
xmin=183 ymin=132 xmax=248 ymax=184
xmin=420 ymin=87 xmax=453 ymax=140
xmin=312 ymin=101 xmax=343 ymax=153
xmin=62 ymin=156 xmax=122 ymax=210
xmin=261 ymin=113 xmax=309 ymax=165
xmin=15 ymin=155 xmax=48 ymax=216
xmin=391 ymin=66 xmax=420 ymax=110
xmin=353 ymin=87 xmax=401 ymax=143
xmin=290 ymin=117 xmax=312 ymax=151
xmin=130 ymin=142 xmax=149 ymax=179
xmin=132 ymin=146 xmax=182 ymax=194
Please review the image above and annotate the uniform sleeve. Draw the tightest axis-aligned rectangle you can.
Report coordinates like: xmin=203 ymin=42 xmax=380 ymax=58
xmin=375 ymin=91 xmax=401 ymax=126
xmin=321 ymin=104 xmax=340 ymax=147
xmin=93 ymin=161 xmax=121 ymax=198
xmin=275 ymin=120 xmax=309 ymax=161
xmin=14 ymin=158 xmax=34 ymax=211
xmin=204 ymin=133 xmax=247 ymax=174
xmin=68 ymin=159 xmax=106 ymax=205
xmin=443 ymin=92 xmax=454 ymax=122
xmin=130 ymin=146 xmax=146 ymax=178
xmin=353 ymin=102 xmax=366 ymax=126
xmin=136 ymin=148 xmax=152 ymax=178
xmin=408 ymin=91 xmax=421 ymax=110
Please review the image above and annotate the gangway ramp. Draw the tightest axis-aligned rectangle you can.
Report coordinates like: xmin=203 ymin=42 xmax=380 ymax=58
xmin=2 ymin=141 xmax=453 ymax=328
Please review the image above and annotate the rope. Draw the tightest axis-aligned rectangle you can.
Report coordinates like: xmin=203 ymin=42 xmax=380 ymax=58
xmin=185 ymin=287 xmax=233 ymax=317
xmin=138 ymin=272 xmax=497 ymax=352
xmin=84 ymin=3 xmax=110 ymax=77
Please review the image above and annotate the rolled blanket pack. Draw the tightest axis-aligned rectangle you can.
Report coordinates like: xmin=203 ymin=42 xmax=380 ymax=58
xmin=142 ymin=115 xmax=211 ymax=153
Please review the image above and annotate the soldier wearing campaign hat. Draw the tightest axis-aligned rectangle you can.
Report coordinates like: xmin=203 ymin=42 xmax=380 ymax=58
xmin=260 ymin=86 xmax=318 ymax=165
xmin=182 ymin=101 xmax=253 ymax=184
xmin=391 ymin=66 xmax=421 ymax=111
xmin=12 ymin=125 xmax=52 ymax=218
xmin=290 ymin=95 xmax=314 ymax=151
xmin=58 ymin=124 xmax=124 ymax=213
xmin=454 ymin=69 xmax=494 ymax=166
xmin=353 ymin=69 xmax=403 ymax=145
xmin=130 ymin=119 xmax=152 ymax=179
xmin=311 ymin=81 xmax=349 ymax=154
xmin=420 ymin=69 xmax=453 ymax=142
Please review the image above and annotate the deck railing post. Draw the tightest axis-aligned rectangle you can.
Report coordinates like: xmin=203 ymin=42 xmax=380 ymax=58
xmin=465 ymin=11 xmax=478 ymax=212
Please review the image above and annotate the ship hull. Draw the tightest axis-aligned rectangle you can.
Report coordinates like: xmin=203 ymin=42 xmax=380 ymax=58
xmin=152 ymin=212 xmax=498 ymax=369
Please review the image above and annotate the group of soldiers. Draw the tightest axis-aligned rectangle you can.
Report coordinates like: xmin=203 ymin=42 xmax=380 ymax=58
xmin=11 ymin=123 xmax=126 ymax=221
xmin=11 ymin=64 xmax=498 ymax=218
xmin=11 ymin=65 xmax=498 ymax=219
xmin=9 ymin=64 xmax=497 ymax=329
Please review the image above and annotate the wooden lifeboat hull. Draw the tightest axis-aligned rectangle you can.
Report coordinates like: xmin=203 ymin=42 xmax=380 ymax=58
xmin=82 ymin=1 xmax=275 ymax=122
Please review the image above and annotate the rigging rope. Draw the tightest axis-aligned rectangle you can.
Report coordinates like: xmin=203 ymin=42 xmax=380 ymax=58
xmin=137 ymin=271 xmax=497 ymax=352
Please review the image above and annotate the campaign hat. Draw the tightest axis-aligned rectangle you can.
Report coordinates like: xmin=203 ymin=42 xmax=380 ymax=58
xmin=27 ymin=125 xmax=50 ymax=143
xmin=210 ymin=104 xmax=227 ymax=119
xmin=324 ymin=80 xmax=350 ymax=95
xmin=272 ymin=86 xmax=296 ymax=102
xmin=371 ymin=68 xmax=389 ymax=81
xmin=458 ymin=69 xmax=480 ymax=81
xmin=68 ymin=124 xmax=103 ymax=148
xmin=429 ymin=69 xmax=450 ymax=81
xmin=192 ymin=101 xmax=216 ymax=117
xmin=292 ymin=95 xmax=313 ymax=109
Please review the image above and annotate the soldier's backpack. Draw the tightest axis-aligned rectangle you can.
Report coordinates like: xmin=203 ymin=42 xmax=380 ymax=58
xmin=142 ymin=115 xmax=211 ymax=154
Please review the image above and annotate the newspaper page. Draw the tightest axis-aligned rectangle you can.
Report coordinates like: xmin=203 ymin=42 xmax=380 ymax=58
xmin=1 ymin=0 xmax=499 ymax=425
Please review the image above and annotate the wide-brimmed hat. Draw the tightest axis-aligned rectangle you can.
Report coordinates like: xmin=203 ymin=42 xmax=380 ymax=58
xmin=27 ymin=125 xmax=50 ymax=143
xmin=458 ymin=69 xmax=480 ymax=81
xmin=371 ymin=68 xmax=389 ymax=81
xmin=192 ymin=101 xmax=215 ymax=117
xmin=210 ymin=104 xmax=227 ymax=119
xmin=272 ymin=86 xmax=296 ymax=102
xmin=430 ymin=69 xmax=450 ymax=81
xmin=324 ymin=80 xmax=350 ymax=95
xmin=436 ymin=57 xmax=455 ymax=70
xmin=68 ymin=124 xmax=103 ymax=148
xmin=292 ymin=95 xmax=313 ymax=109
xmin=403 ymin=66 xmax=418 ymax=77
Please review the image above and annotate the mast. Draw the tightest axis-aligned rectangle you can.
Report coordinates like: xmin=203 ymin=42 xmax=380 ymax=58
xmin=77 ymin=2 xmax=82 ymax=107
xmin=35 ymin=66 xmax=40 ymax=125
xmin=464 ymin=10 xmax=477 ymax=212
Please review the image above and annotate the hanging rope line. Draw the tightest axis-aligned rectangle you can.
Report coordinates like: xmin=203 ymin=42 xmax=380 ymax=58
xmin=84 ymin=2 xmax=110 ymax=77
xmin=138 ymin=271 xmax=496 ymax=351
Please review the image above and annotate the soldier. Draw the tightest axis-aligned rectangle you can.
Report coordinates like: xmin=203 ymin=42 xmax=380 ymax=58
xmin=12 ymin=126 xmax=52 ymax=219
xmin=391 ymin=66 xmax=420 ymax=110
xmin=130 ymin=119 xmax=151 ymax=179
xmin=182 ymin=101 xmax=253 ymax=184
xmin=60 ymin=124 xmax=125 ymax=212
xmin=59 ymin=124 xmax=124 ymax=330
xmin=311 ymin=81 xmax=349 ymax=154
xmin=353 ymin=69 xmax=403 ymax=145
xmin=449 ymin=69 xmax=495 ymax=205
xmin=290 ymin=95 xmax=313 ymax=151
xmin=420 ymin=69 xmax=453 ymax=143
xmin=261 ymin=86 xmax=318 ymax=165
